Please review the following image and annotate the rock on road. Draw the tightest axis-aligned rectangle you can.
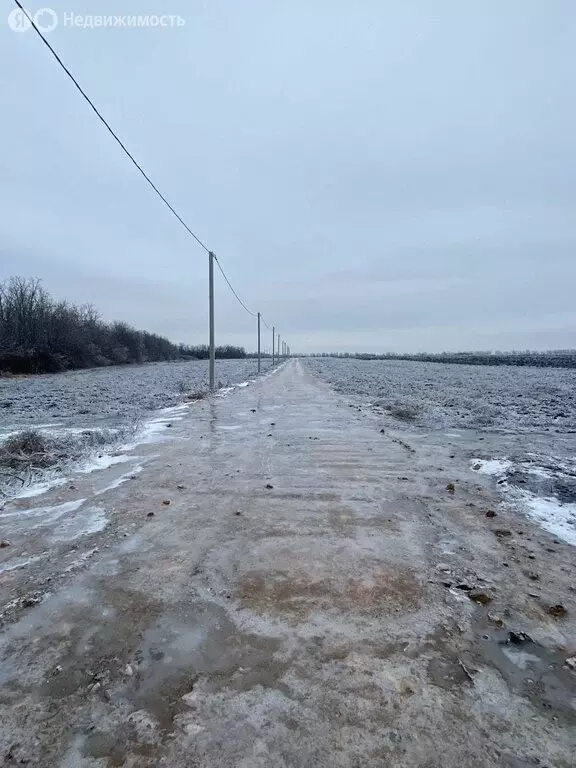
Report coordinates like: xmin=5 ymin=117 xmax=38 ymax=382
xmin=0 ymin=360 xmax=575 ymax=767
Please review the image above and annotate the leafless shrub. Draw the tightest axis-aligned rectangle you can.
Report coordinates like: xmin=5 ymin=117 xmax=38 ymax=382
xmin=0 ymin=430 xmax=56 ymax=469
xmin=186 ymin=391 xmax=207 ymax=401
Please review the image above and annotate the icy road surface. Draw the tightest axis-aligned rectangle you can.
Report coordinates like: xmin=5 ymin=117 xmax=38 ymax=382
xmin=0 ymin=360 xmax=574 ymax=767
xmin=307 ymin=358 xmax=576 ymax=548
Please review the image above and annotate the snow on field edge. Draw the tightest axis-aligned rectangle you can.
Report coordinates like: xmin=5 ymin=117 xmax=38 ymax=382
xmin=472 ymin=458 xmax=576 ymax=546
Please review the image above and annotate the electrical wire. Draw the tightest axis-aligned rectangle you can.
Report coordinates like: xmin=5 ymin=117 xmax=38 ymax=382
xmin=213 ymin=255 xmax=258 ymax=318
xmin=14 ymin=0 xmax=286 ymax=341
xmin=13 ymin=0 xmax=210 ymax=253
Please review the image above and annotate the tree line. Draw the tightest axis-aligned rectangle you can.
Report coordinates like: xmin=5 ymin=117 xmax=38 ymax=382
xmin=0 ymin=277 xmax=245 ymax=374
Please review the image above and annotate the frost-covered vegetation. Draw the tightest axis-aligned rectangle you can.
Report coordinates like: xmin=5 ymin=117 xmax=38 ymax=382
xmin=0 ymin=358 xmax=264 ymax=429
xmin=0 ymin=424 xmax=138 ymax=498
xmin=306 ymin=358 xmax=576 ymax=433
xmin=0 ymin=277 xmax=245 ymax=374
xmin=0 ymin=357 xmax=269 ymax=497
xmin=306 ymin=350 xmax=576 ymax=369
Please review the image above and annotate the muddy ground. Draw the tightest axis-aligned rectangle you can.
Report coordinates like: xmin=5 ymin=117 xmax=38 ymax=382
xmin=0 ymin=360 xmax=574 ymax=767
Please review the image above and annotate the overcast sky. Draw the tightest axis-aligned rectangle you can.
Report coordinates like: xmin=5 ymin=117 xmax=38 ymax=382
xmin=1 ymin=1 xmax=575 ymax=353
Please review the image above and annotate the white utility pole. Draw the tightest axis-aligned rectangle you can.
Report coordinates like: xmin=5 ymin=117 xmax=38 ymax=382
xmin=257 ymin=312 xmax=261 ymax=373
xmin=209 ymin=251 xmax=215 ymax=391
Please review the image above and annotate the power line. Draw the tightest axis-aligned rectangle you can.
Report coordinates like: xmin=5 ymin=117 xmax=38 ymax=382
xmin=13 ymin=0 xmax=210 ymax=253
xmin=213 ymin=255 xmax=258 ymax=318
xmin=14 ymin=0 xmax=288 ymax=354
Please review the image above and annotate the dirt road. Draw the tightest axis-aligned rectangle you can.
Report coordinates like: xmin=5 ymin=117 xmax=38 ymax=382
xmin=1 ymin=360 xmax=575 ymax=767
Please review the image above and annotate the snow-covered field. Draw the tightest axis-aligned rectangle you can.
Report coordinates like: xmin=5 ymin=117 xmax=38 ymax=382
xmin=305 ymin=358 xmax=576 ymax=433
xmin=0 ymin=359 xmax=270 ymax=499
xmin=307 ymin=358 xmax=576 ymax=545
xmin=0 ymin=359 xmax=268 ymax=430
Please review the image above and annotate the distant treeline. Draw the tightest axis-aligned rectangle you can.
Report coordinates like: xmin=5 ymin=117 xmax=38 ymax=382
xmin=306 ymin=351 xmax=576 ymax=369
xmin=0 ymin=277 xmax=245 ymax=375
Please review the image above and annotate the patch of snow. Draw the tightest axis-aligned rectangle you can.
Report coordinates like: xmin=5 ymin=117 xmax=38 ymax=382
xmin=50 ymin=505 xmax=108 ymax=542
xmin=526 ymin=467 xmax=552 ymax=479
xmin=95 ymin=464 xmax=143 ymax=495
xmin=12 ymin=477 xmax=67 ymax=500
xmin=77 ymin=453 xmax=133 ymax=474
xmin=0 ymin=553 xmax=47 ymax=574
xmin=471 ymin=456 xmax=576 ymax=546
xmin=122 ymin=406 xmax=187 ymax=450
xmin=157 ymin=404 xmax=189 ymax=417
xmin=471 ymin=458 xmax=512 ymax=476
xmin=0 ymin=498 xmax=85 ymax=522
xmin=516 ymin=493 xmax=576 ymax=546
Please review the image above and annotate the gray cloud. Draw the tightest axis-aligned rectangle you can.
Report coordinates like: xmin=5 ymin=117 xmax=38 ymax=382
xmin=1 ymin=0 xmax=575 ymax=352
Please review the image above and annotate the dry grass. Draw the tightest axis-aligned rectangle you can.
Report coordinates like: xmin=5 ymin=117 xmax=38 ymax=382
xmin=385 ymin=404 xmax=421 ymax=422
xmin=0 ymin=423 xmax=139 ymax=498
xmin=177 ymin=378 xmax=207 ymax=400
xmin=185 ymin=391 xmax=207 ymax=401
xmin=0 ymin=430 xmax=56 ymax=470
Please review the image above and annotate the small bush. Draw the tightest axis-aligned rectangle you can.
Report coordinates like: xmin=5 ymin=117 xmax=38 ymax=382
xmin=386 ymin=404 xmax=420 ymax=422
xmin=186 ymin=391 xmax=206 ymax=401
xmin=0 ymin=430 xmax=55 ymax=469
xmin=3 ymin=430 xmax=47 ymax=456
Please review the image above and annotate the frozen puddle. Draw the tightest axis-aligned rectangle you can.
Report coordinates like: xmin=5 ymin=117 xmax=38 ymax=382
xmin=472 ymin=457 xmax=576 ymax=546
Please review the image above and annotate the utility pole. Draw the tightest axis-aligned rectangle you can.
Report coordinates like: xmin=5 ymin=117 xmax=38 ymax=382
xmin=257 ymin=312 xmax=261 ymax=374
xmin=272 ymin=326 xmax=275 ymax=366
xmin=278 ymin=335 xmax=281 ymax=362
xmin=209 ymin=251 xmax=215 ymax=392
